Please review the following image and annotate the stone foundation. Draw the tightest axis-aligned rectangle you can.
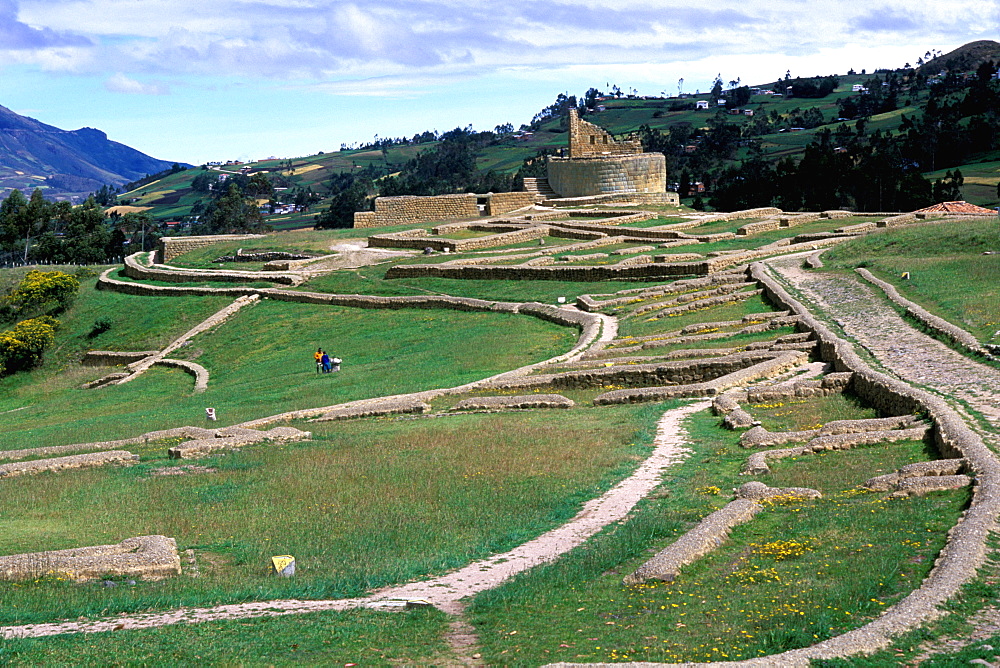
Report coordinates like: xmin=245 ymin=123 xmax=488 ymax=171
xmin=0 ymin=536 xmax=181 ymax=582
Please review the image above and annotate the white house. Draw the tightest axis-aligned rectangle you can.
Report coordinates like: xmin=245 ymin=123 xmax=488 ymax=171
xmin=696 ymin=100 xmax=709 ymax=110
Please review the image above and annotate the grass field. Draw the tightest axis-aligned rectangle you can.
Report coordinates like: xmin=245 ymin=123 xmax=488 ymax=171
xmin=0 ymin=212 xmax=983 ymax=664
xmin=0 ymin=405 xmax=661 ymax=623
xmin=0 ymin=278 xmax=577 ymax=449
xmin=0 ymin=607 xmax=453 ymax=665
xmin=824 ymin=218 xmax=1000 ymax=342
xmin=464 ymin=407 xmax=961 ymax=664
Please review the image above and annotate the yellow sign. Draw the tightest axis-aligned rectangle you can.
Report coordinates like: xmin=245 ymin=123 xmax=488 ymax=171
xmin=271 ymin=555 xmax=295 ymax=573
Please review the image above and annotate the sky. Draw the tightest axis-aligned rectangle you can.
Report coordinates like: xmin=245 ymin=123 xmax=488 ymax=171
xmin=1 ymin=0 xmax=997 ymax=165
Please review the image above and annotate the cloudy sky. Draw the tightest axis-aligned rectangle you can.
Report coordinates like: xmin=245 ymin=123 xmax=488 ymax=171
xmin=1 ymin=0 xmax=996 ymax=164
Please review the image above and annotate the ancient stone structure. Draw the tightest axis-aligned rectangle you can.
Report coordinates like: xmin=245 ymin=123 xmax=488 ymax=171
xmin=155 ymin=235 xmax=265 ymax=263
xmin=450 ymin=394 xmax=575 ymax=411
xmin=567 ymin=108 xmax=643 ymax=158
xmin=167 ymin=426 xmax=311 ymax=459
xmin=353 ymin=191 xmax=539 ymax=228
xmin=546 ymin=108 xmax=669 ymax=199
xmin=0 ymin=536 xmax=181 ymax=582
xmin=0 ymin=451 xmax=138 ymax=479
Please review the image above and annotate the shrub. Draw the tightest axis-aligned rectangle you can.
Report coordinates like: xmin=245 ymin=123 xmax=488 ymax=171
xmin=0 ymin=316 xmax=59 ymax=375
xmin=5 ymin=270 xmax=80 ymax=317
xmin=89 ymin=318 xmax=112 ymax=338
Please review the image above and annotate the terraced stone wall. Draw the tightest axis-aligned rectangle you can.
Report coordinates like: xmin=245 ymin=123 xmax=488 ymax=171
xmin=746 ymin=260 xmax=1000 ymax=661
xmin=368 ymin=226 xmax=548 ymax=252
xmin=384 ymin=258 xmax=722 ymax=281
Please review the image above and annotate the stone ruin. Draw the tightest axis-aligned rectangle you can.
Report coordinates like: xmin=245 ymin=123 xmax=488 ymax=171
xmin=0 ymin=536 xmax=181 ymax=582
xmin=546 ymin=108 xmax=672 ymax=201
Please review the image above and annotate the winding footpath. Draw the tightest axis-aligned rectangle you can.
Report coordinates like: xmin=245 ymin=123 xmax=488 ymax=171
xmin=0 ymin=399 xmax=708 ymax=640
xmin=766 ymin=255 xmax=1000 ymax=448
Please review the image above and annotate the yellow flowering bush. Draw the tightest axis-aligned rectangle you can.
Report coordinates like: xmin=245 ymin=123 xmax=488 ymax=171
xmin=0 ymin=316 xmax=59 ymax=375
xmin=4 ymin=270 xmax=80 ymax=317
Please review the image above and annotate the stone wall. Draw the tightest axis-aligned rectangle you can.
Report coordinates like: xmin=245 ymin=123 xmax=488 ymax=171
xmin=353 ymin=211 xmax=378 ymax=228
xmin=486 ymin=351 xmax=798 ymax=392
xmin=737 ymin=219 xmax=782 ymax=236
xmin=541 ymin=192 xmax=679 ymax=207
xmin=368 ymin=225 xmax=548 ymax=252
xmin=354 ymin=193 xmax=480 ymax=228
xmin=485 ymin=191 xmax=538 ymax=215
xmin=857 ymin=268 xmax=996 ymax=360
xmin=0 ymin=451 xmax=138 ymax=479
xmin=82 ymin=351 xmax=158 ymax=366
xmin=547 ymin=153 xmax=667 ymax=198
xmin=125 ymin=253 xmax=300 ymax=285
xmin=567 ymin=108 xmax=642 ymax=158
xmin=384 ymin=258 xmax=717 ymax=281
xmin=354 ymin=191 xmax=541 ymax=228
xmin=156 ymin=235 xmax=265 ymax=263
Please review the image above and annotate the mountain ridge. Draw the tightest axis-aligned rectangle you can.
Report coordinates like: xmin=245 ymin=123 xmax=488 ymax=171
xmin=0 ymin=104 xmax=184 ymax=202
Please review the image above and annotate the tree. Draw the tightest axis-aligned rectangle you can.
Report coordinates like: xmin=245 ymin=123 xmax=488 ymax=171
xmin=245 ymin=172 xmax=275 ymax=199
xmin=315 ymin=180 xmax=370 ymax=229
xmin=200 ymin=183 xmax=267 ymax=234
xmin=710 ymin=75 xmax=724 ymax=101
xmin=92 ymin=184 xmax=119 ymax=206
xmin=36 ymin=197 xmax=112 ymax=264
xmin=0 ymin=189 xmax=51 ymax=262
xmin=117 ymin=211 xmax=156 ymax=253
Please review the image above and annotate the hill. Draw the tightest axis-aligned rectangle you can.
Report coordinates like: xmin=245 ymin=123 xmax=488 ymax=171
xmin=103 ymin=40 xmax=1000 ymax=228
xmin=918 ymin=39 xmax=1000 ymax=74
xmin=0 ymin=105 xmax=183 ymax=203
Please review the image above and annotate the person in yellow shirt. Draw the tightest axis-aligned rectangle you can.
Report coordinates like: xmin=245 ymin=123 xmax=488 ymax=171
xmin=314 ymin=348 xmax=323 ymax=373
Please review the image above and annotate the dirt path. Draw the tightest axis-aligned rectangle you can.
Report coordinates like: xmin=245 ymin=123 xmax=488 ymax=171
xmin=766 ymin=255 xmax=1000 ymax=663
xmin=0 ymin=401 xmax=709 ymax=640
xmin=766 ymin=255 xmax=1000 ymax=447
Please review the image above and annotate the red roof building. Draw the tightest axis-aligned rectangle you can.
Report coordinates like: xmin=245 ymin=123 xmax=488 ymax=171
xmin=914 ymin=201 xmax=998 ymax=215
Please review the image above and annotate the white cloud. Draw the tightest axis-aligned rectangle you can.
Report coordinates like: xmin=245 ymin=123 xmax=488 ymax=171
xmin=104 ymin=72 xmax=169 ymax=95
xmin=4 ymin=0 xmax=998 ymax=91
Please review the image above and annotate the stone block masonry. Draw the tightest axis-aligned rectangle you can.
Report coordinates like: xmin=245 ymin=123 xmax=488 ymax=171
xmin=354 ymin=192 xmax=543 ymax=228
xmin=547 ymin=153 xmax=667 ymax=198
xmin=156 ymin=235 xmax=265 ymax=263
xmin=484 ymin=191 xmax=538 ymax=215
xmin=567 ymin=108 xmax=642 ymax=158
xmin=0 ymin=451 xmax=138 ymax=479
xmin=450 ymin=394 xmax=574 ymax=411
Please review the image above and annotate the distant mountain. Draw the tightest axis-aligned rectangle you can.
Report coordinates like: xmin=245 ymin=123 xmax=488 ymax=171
xmin=0 ymin=104 xmax=185 ymax=202
xmin=918 ymin=39 xmax=1000 ymax=74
